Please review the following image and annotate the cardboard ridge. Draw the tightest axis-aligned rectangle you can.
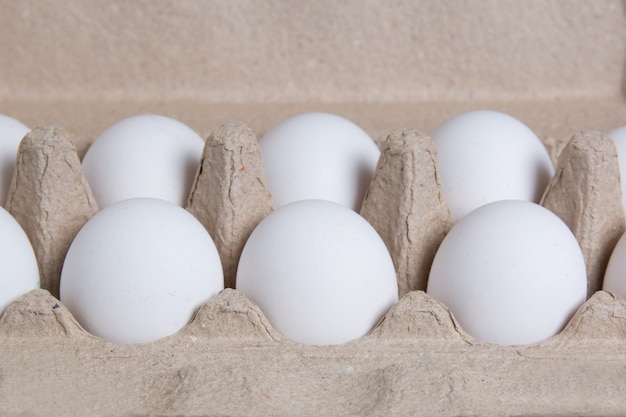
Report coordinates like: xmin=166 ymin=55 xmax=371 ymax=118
xmin=1 ymin=285 xmax=626 ymax=349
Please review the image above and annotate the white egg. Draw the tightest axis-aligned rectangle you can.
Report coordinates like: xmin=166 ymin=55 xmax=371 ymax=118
xmin=427 ymin=200 xmax=587 ymax=346
xmin=431 ymin=110 xmax=554 ymax=223
xmin=606 ymin=126 xmax=626 ymax=218
xmin=259 ymin=112 xmax=380 ymax=211
xmin=602 ymin=231 xmax=626 ymax=299
xmin=236 ymin=199 xmax=398 ymax=345
xmin=0 ymin=206 xmax=40 ymax=314
xmin=82 ymin=114 xmax=205 ymax=208
xmin=0 ymin=114 xmax=30 ymax=207
xmin=60 ymin=198 xmax=224 ymax=344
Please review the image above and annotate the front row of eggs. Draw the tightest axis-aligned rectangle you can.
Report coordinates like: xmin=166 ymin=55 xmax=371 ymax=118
xmin=0 ymin=207 xmax=40 ymax=313
xmin=0 ymin=193 xmax=594 ymax=348
xmin=235 ymin=199 xmax=398 ymax=345
xmin=57 ymin=197 xmax=399 ymax=346
xmin=60 ymin=198 xmax=224 ymax=345
xmin=235 ymin=198 xmax=590 ymax=347
xmin=427 ymin=200 xmax=587 ymax=346
xmin=54 ymin=196 xmax=589 ymax=347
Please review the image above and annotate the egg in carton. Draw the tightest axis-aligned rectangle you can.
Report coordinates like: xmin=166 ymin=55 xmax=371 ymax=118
xmin=1 ymin=122 xmax=626 ymax=416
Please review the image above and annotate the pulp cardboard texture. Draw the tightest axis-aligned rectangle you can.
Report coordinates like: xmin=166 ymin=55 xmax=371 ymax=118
xmin=1 ymin=1 xmax=626 ymax=416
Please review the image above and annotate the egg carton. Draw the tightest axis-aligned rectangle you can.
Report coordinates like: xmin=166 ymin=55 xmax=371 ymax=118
xmin=0 ymin=122 xmax=625 ymax=417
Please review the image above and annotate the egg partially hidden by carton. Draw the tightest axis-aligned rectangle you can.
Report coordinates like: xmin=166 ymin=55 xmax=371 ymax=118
xmin=259 ymin=112 xmax=380 ymax=211
xmin=0 ymin=114 xmax=30 ymax=207
xmin=427 ymin=200 xmax=587 ymax=346
xmin=82 ymin=114 xmax=205 ymax=208
xmin=606 ymin=125 xmax=626 ymax=218
xmin=0 ymin=206 xmax=40 ymax=314
xmin=431 ymin=110 xmax=554 ymax=223
xmin=60 ymin=198 xmax=224 ymax=344
xmin=236 ymin=199 xmax=398 ymax=345
xmin=602 ymin=231 xmax=626 ymax=299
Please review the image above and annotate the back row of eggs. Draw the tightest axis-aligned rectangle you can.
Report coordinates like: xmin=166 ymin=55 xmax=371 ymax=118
xmin=0 ymin=109 xmax=578 ymax=221
xmin=0 ymin=109 xmax=615 ymax=216
xmin=0 ymin=110 xmax=623 ymax=347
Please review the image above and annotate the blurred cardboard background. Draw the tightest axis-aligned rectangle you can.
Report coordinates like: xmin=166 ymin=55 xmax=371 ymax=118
xmin=0 ymin=0 xmax=625 ymax=152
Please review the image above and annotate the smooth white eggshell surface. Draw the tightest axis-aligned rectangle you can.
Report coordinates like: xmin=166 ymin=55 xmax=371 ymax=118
xmin=81 ymin=114 xmax=205 ymax=208
xmin=236 ymin=199 xmax=398 ymax=345
xmin=0 ymin=206 xmax=40 ymax=314
xmin=0 ymin=114 xmax=30 ymax=207
xmin=259 ymin=112 xmax=380 ymax=211
xmin=427 ymin=200 xmax=586 ymax=346
xmin=602 ymin=231 xmax=626 ymax=299
xmin=431 ymin=110 xmax=554 ymax=223
xmin=607 ymin=126 xmax=626 ymax=218
xmin=60 ymin=198 xmax=224 ymax=344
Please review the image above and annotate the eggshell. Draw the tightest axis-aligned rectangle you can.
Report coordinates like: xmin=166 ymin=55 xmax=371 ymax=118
xmin=0 ymin=114 xmax=29 ymax=207
xmin=431 ymin=110 xmax=554 ymax=223
xmin=606 ymin=126 xmax=626 ymax=217
xmin=236 ymin=199 xmax=398 ymax=345
xmin=602 ymin=231 xmax=626 ymax=299
xmin=59 ymin=198 xmax=224 ymax=344
xmin=81 ymin=114 xmax=205 ymax=208
xmin=427 ymin=200 xmax=587 ymax=346
xmin=259 ymin=112 xmax=380 ymax=211
xmin=0 ymin=206 xmax=40 ymax=314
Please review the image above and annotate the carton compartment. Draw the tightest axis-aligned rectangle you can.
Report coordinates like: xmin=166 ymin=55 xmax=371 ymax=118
xmin=1 ymin=119 xmax=625 ymax=416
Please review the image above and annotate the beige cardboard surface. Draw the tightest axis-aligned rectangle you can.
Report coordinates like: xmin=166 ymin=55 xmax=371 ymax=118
xmin=187 ymin=121 xmax=274 ymax=290
xmin=1 ymin=1 xmax=625 ymax=102
xmin=1 ymin=287 xmax=625 ymax=417
xmin=542 ymin=131 xmax=626 ymax=297
xmin=5 ymin=126 xmax=99 ymax=299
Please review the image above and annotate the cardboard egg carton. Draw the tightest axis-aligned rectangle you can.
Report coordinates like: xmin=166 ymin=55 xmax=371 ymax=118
xmin=0 ymin=119 xmax=625 ymax=417
xmin=2 ymin=1 xmax=626 ymax=416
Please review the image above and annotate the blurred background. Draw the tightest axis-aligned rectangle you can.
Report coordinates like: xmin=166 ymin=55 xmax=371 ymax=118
xmin=0 ymin=0 xmax=624 ymax=153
